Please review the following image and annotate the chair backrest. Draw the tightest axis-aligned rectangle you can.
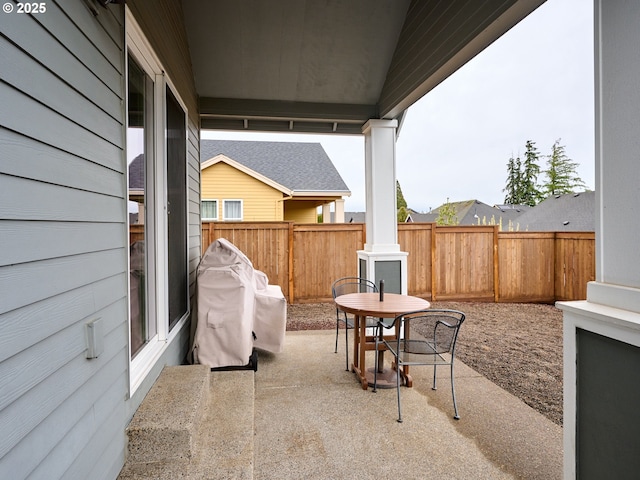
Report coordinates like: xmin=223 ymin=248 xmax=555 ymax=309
xmin=396 ymin=309 xmax=465 ymax=355
xmin=331 ymin=277 xmax=378 ymax=300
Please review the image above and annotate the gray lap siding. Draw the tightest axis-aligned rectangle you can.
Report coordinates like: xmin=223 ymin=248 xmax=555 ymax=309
xmin=0 ymin=1 xmax=200 ymax=479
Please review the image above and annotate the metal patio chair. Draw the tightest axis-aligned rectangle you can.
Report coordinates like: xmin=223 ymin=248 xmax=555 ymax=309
xmin=331 ymin=277 xmax=378 ymax=371
xmin=373 ymin=309 xmax=465 ymax=422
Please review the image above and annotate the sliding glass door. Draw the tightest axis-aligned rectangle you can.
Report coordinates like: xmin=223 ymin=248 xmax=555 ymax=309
xmin=166 ymin=86 xmax=188 ymax=330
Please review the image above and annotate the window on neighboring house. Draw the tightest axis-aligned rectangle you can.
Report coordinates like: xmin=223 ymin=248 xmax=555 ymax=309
xmin=202 ymin=200 xmax=218 ymax=220
xmin=223 ymin=200 xmax=243 ymax=220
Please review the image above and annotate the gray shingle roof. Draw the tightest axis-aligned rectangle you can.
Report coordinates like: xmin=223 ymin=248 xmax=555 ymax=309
xmin=515 ymin=191 xmax=595 ymax=231
xmin=406 ymin=211 xmax=438 ymax=222
xmin=410 ymin=200 xmax=529 ymax=226
xmin=128 ymin=154 xmax=144 ymax=189
xmin=200 ymin=140 xmax=350 ymax=193
xmin=344 ymin=200 xmax=530 ymax=226
xmin=342 ymin=212 xmax=366 ymax=223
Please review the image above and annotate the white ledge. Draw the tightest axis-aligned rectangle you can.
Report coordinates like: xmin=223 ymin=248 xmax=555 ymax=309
xmin=585 ymin=281 xmax=640 ymax=314
xmin=557 ymin=299 xmax=640 ymax=333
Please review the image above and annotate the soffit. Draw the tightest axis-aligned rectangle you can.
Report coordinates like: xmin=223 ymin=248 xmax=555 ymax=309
xmin=182 ymin=0 xmax=545 ymax=134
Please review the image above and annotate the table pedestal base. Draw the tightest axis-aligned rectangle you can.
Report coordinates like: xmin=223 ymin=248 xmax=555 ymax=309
xmin=366 ymin=367 xmax=398 ymax=389
xmin=353 ymin=363 xmax=414 ymax=390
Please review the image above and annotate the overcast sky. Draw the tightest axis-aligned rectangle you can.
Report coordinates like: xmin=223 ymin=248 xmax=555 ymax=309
xmin=202 ymin=0 xmax=594 ymax=213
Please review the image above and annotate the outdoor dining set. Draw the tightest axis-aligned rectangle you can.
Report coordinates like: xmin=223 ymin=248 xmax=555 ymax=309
xmin=331 ymin=277 xmax=466 ymax=423
xmin=192 ymin=237 xmax=465 ymax=423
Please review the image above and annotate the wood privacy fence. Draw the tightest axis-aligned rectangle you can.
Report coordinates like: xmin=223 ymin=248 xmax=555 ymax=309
xmin=195 ymin=222 xmax=595 ymax=304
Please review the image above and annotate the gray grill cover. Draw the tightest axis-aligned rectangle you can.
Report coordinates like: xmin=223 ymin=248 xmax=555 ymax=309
xmin=193 ymin=238 xmax=286 ymax=368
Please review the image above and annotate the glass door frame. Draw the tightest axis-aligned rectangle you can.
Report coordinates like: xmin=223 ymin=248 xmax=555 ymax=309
xmin=126 ymin=8 xmax=190 ymax=394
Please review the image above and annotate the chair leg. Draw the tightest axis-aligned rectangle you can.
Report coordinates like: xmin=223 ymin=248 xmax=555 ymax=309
xmin=396 ymin=358 xmax=403 ymax=423
xmin=344 ymin=323 xmax=350 ymax=371
xmin=372 ymin=329 xmax=379 ymax=392
xmin=433 ymin=360 xmax=460 ymax=420
xmin=432 ymin=364 xmax=437 ymax=390
xmin=451 ymin=363 xmax=460 ymax=420
xmin=334 ymin=319 xmax=339 ymax=354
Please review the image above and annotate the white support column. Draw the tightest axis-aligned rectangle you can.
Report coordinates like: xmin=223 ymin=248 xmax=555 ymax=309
xmin=362 ymin=119 xmax=398 ymax=252
xmin=334 ymin=199 xmax=345 ymax=223
xmin=357 ymin=119 xmax=408 ymax=294
xmin=558 ymin=1 xmax=640 ymax=477
xmin=321 ymin=203 xmax=331 ymax=223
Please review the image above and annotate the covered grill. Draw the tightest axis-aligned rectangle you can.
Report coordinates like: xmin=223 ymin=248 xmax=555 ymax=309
xmin=192 ymin=238 xmax=286 ymax=369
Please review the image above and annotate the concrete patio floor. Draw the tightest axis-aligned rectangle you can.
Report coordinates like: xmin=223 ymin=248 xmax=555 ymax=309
xmin=253 ymin=330 xmax=562 ymax=479
xmin=119 ymin=329 xmax=563 ymax=479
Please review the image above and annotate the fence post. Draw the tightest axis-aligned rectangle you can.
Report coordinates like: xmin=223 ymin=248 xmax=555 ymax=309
xmin=493 ymin=225 xmax=500 ymax=302
xmin=201 ymin=222 xmax=211 ymax=256
xmin=431 ymin=223 xmax=437 ymax=301
xmin=553 ymin=231 xmax=559 ymax=301
xmin=288 ymin=222 xmax=295 ymax=303
xmin=209 ymin=221 xmax=215 ymax=251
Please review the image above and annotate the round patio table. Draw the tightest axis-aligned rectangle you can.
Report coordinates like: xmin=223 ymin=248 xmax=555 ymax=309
xmin=334 ymin=292 xmax=430 ymax=390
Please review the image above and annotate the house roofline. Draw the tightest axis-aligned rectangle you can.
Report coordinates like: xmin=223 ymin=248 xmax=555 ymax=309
xmin=201 ymin=154 xmax=292 ymax=195
xmin=292 ymin=190 xmax=351 ymax=197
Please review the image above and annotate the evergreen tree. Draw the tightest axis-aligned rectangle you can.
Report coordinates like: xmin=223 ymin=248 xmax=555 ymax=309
xmin=397 ymin=206 xmax=408 ymax=223
xmin=520 ymin=140 xmax=542 ymax=206
xmin=396 ymin=180 xmax=409 ymax=222
xmin=436 ymin=198 xmax=458 ymax=225
xmin=503 ymin=154 xmax=522 ymax=204
xmin=540 ymin=139 xmax=587 ymax=196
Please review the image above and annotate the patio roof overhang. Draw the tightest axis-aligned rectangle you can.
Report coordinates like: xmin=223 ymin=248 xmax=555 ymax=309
xmin=183 ymin=0 xmax=546 ymax=136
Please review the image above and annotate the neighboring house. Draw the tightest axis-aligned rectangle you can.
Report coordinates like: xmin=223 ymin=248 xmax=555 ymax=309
xmin=407 ymin=200 xmax=529 ymax=228
xmin=343 ymin=212 xmax=366 ymax=223
xmin=200 ymin=140 xmax=350 ymax=223
xmin=514 ymin=191 xmax=595 ymax=232
xmin=404 ymin=206 xmax=439 ymax=223
xmin=406 ymin=210 xmax=439 ymax=223
xmin=128 ymin=153 xmax=144 ymax=224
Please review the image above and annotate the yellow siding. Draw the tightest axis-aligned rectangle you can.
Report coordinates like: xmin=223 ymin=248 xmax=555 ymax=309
xmin=284 ymin=201 xmax=318 ymax=223
xmin=201 ymin=163 xmax=284 ymax=221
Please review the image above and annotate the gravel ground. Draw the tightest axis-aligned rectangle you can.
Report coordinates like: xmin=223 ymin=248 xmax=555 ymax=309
xmin=286 ymin=301 xmax=563 ymax=426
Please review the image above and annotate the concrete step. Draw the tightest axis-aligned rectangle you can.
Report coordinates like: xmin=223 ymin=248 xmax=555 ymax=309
xmin=118 ymin=365 xmax=255 ymax=479
xmin=190 ymin=370 xmax=255 ymax=479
